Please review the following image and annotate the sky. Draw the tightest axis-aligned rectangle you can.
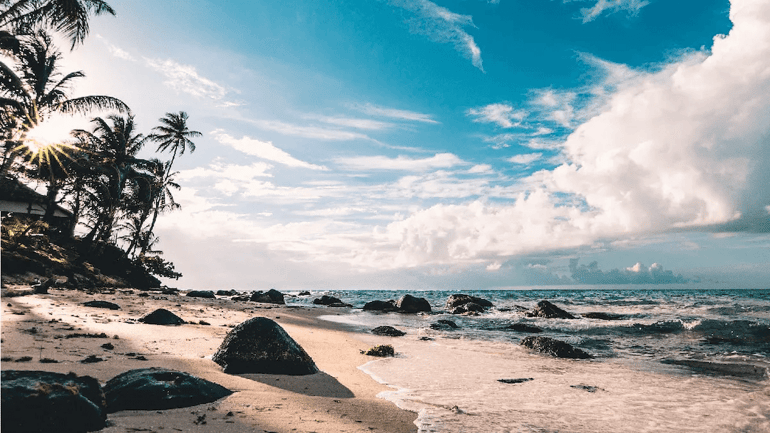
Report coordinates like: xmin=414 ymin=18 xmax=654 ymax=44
xmin=30 ymin=0 xmax=770 ymax=290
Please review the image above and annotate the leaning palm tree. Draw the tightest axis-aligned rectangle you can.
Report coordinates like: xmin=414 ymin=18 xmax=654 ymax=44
xmin=0 ymin=30 xmax=128 ymax=176
xmin=148 ymin=111 xmax=201 ymax=174
xmin=0 ymin=0 xmax=115 ymax=49
xmin=140 ymin=159 xmax=180 ymax=255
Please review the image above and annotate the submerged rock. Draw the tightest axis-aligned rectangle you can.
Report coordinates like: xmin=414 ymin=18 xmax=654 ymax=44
xmin=430 ymin=319 xmax=460 ymax=331
xmin=505 ymin=323 xmax=543 ymax=333
xmin=186 ymin=290 xmax=215 ymax=299
xmin=313 ymin=295 xmax=352 ymax=307
xmin=371 ymin=326 xmax=406 ymax=337
xmin=450 ymin=302 xmax=486 ymax=315
xmin=526 ymin=300 xmax=575 ymax=319
xmin=661 ymin=359 xmax=768 ymax=379
xmin=582 ymin=312 xmax=624 ymax=321
xmin=103 ymin=368 xmax=233 ymax=412
xmin=250 ymin=289 xmax=285 ymax=304
xmin=363 ymin=300 xmax=399 ymax=312
xmin=520 ymin=336 xmax=593 ymax=359
xmin=82 ymin=300 xmax=120 ymax=310
xmin=138 ymin=308 xmax=184 ymax=325
xmin=212 ymin=317 xmax=318 ymax=375
xmin=1 ymin=370 xmax=107 ymax=432
xmin=396 ymin=294 xmax=432 ymax=313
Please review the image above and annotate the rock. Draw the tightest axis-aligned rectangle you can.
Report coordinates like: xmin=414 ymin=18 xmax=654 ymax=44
xmin=661 ymin=359 xmax=768 ymax=379
xmin=216 ymin=290 xmax=238 ymax=296
xmin=361 ymin=345 xmax=394 ymax=357
xmin=571 ymin=384 xmax=601 ymax=392
xmin=298 ymin=291 xmax=311 ymax=296
xmin=396 ymin=294 xmax=432 ymax=313
xmin=313 ymin=295 xmax=352 ymax=307
xmin=212 ymin=317 xmax=318 ymax=375
xmin=82 ymin=300 xmax=120 ymax=310
xmin=446 ymin=294 xmax=492 ymax=314
xmin=138 ymin=309 xmax=184 ymax=325
xmin=371 ymin=326 xmax=406 ymax=336
xmin=430 ymin=320 xmax=459 ymax=330
xmin=32 ymin=278 xmax=54 ymax=294
xmin=498 ymin=378 xmax=533 ymax=384
xmin=103 ymin=368 xmax=233 ymax=413
xmin=520 ymin=336 xmax=593 ymax=359
xmin=582 ymin=312 xmax=624 ymax=320
xmin=363 ymin=300 xmax=399 ymax=312
xmin=250 ymin=289 xmax=285 ymax=304
xmin=526 ymin=300 xmax=575 ymax=319
xmin=449 ymin=302 xmax=486 ymax=315
xmin=81 ymin=355 xmax=103 ymax=363
xmin=504 ymin=323 xmax=543 ymax=333
xmin=1 ymin=370 xmax=107 ymax=432
xmin=186 ymin=290 xmax=215 ymax=299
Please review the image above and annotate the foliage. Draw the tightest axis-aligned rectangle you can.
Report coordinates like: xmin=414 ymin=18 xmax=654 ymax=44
xmin=135 ymin=254 xmax=182 ymax=280
xmin=0 ymin=214 xmax=48 ymax=251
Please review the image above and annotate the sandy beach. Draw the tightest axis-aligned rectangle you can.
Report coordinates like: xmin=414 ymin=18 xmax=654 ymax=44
xmin=0 ymin=287 xmax=418 ymax=433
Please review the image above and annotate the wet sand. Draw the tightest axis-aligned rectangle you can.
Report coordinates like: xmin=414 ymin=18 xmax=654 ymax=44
xmin=0 ymin=287 xmax=418 ymax=433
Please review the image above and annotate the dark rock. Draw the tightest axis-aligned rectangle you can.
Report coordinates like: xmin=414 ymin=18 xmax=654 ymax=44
xmin=395 ymin=294 xmax=431 ymax=313
xmin=498 ymin=378 xmax=533 ymax=384
xmin=520 ymin=336 xmax=593 ymax=359
xmin=504 ymin=323 xmax=543 ymax=333
xmin=526 ymin=300 xmax=575 ymax=319
xmin=212 ymin=317 xmax=318 ymax=375
xmin=570 ymin=384 xmax=601 ymax=392
xmin=216 ymin=290 xmax=238 ymax=296
xmin=186 ymin=290 xmax=215 ymax=299
xmin=362 ymin=300 xmax=399 ymax=312
xmin=582 ymin=312 xmax=624 ymax=321
xmin=82 ymin=300 xmax=120 ymax=310
xmin=138 ymin=309 xmax=184 ymax=326
xmin=298 ymin=291 xmax=311 ymax=296
xmin=313 ymin=295 xmax=352 ymax=307
xmin=430 ymin=320 xmax=459 ymax=331
xmin=250 ymin=289 xmax=285 ymax=304
xmin=1 ymin=370 xmax=106 ymax=432
xmin=419 ymin=336 xmax=434 ymax=341
xmin=81 ymin=355 xmax=103 ymax=363
xmin=361 ymin=345 xmax=394 ymax=357
xmin=103 ymin=368 xmax=233 ymax=413
xmin=32 ymin=278 xmax=54 ymax=294
xmin=445 ymin=294 xmax=493 ymax=313
xmin=661 ymin=359 xmax=768 ymax=379
xmin=101 ymin=343 xmax=114 ymax=350
xmin=449 ymin=302 xmax=486 ymax=315
xmin=371 ymin=326 xmax=406 ymax=337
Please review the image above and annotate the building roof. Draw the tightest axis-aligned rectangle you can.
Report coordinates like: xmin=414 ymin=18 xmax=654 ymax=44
xmin=0 ymin=175 xmax=72 ymax=217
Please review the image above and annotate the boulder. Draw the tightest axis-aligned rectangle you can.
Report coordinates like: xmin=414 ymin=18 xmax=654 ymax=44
xmin=449 ymin=302 xmax=486 ymax=315
xmin=216 ymin=289 xmax=238 ymax=296
xmin=396 ymin=294 xmax=432 ymax=313
xmin=297 ymin=291 xmax=311 ymax=296
xmin=103 ymin=368 xmax=232 ymax=412
xmin=186 ymin=290 xmax=215 ymax=299
xmin=361 ymin=345 xmax=394 ymax=357
xmin=363 ymin=300 xmax=399 ymax=312
xmin=526 ymin=300 xmax=575 ymax=319
xmin=505 ymin=323 xmax=543 ymax=333
xmin=212 ymin=317 xmax=318 ymax=375
xmin=313 ymin=295 xmax=352 ymax=307
xmin=371 ymin=326 xmax=406 ymax=337
xmin=82 ymin=300 xmax=120 ymax=310
xmin=520 ymin=336 xmax=593 ymax=359
xmin=582 ymin=312 xmax=624 ymax=320
xmin=445 ymin=294 xmax=493 ymax=312
xmin=138 ymin=308 xmax=184 ymax=325
xmin=430 ymin=319 xmax=459 ymax=331
xmin=1 ymin=370 xmax=106 ymax=432
xmin=250 ymin=289 xmax=285 ymax=304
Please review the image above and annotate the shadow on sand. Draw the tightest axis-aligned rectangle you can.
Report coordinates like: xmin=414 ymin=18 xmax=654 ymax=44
xmin=237 ymin=371 xmax=355 ymax=398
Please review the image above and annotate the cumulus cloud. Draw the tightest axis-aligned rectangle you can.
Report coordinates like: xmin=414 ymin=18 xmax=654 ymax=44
xmin=569 ymin=259 xmax=687 ymax=284
xmin=508 ymin=153 xmax=542 ymax=165
xmin=467 ymin=103 xmax=527 ymax=128
xmin=335 ymin=153 xmax=465 ymax=171
xmin=373 ymin=0 xmax=770 ymax=267
xmin=386 ymin=0 xmax=485 ymax=71
xmin=212 ymin=130 xmax=328 ymax=170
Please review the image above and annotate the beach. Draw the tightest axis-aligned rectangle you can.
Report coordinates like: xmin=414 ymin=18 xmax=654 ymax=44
xmin=0 ymin=287 xmax=418 ymax=433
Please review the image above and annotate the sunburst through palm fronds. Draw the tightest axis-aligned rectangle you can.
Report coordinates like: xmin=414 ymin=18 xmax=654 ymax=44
xmin=12 ymin=136 xmax=78 ymax=177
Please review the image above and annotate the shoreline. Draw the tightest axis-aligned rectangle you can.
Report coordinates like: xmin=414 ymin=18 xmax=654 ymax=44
xmin=1 ymin=287 xmax=418 ymax=433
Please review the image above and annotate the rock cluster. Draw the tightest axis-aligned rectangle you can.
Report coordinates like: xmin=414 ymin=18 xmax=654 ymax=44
xmin=520 ymin=336 xmax=593 ymax=359
xmin=249 ymin=289 xmax=285 ymax=304
xmin=186 ymin=290 xmax=215 ymax=299
xmin=445 ymin=294 xmax=493 ymax=315
xmin=363 ymin=294 xmax=431 ymax=313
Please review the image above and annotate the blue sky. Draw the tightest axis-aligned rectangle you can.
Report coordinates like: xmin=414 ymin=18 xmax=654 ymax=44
xmin=34 ymin=0 xmax=770 ymax=289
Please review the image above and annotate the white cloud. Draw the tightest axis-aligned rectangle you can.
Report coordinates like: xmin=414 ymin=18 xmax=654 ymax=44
xmin=468 ymin=164 xmax=493 ymax=174
xmin=251 ymin=119 xmax=370 ymax=141
xmin=336 ymin=153 xmax=465 ymax=171
xmin=356 ymin=103 xmax=439 ymax=124
xmin=306 ymin=115 xmax=393 ymax=130
xmin=96 ymin=36 xmax=135 ymax=61
xmin=212 ymin=130 xmax=328 ymax=170
xmin=387 ymin=0 xmax=485 ymax=71
xmin=508 ymin=153 xmax=542 ymax=165
xmin=143 ymin=58 xmax=229 ymax=101
xmin=178 ymin=160 xmax=273 ymax=182
xmin=568 ymin=0 xmax=650 ymax=23
xmin=467 ymin=103 xmax=527 ymax=128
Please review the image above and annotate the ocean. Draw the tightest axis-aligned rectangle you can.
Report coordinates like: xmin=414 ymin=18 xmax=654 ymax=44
xmin=285 ymin=287 xmax=770 ymax=432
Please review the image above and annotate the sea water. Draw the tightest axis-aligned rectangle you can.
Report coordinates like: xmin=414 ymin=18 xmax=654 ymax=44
xmin=287 ymin=287 xmax=770 ymax=432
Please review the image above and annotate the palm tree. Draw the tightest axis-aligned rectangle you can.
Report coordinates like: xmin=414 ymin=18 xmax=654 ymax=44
xmin=149 ymin=111 xmax=201 ymax=174
xmin=1 ymin=0 xmax=115 ymax=49
xmin=72 ymin=114 xmax=149 ymax=244
xmin=140 ymin=159 xmax=180 ymax=255
xmin=0 ymin=30 xmax=129 ymax=176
